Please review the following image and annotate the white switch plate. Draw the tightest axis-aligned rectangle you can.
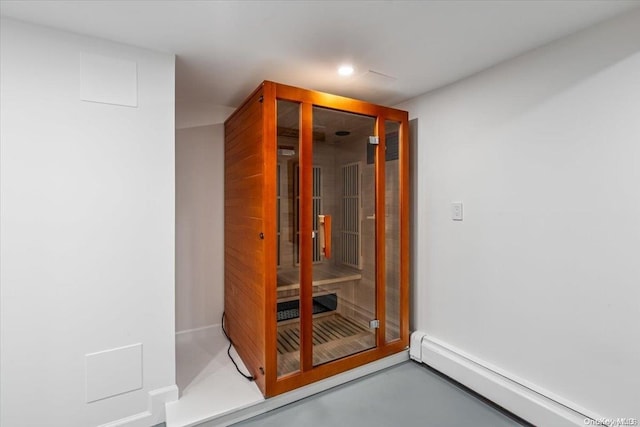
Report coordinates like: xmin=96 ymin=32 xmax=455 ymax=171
xmin=451 ymin=202 xmax=463 ymax=221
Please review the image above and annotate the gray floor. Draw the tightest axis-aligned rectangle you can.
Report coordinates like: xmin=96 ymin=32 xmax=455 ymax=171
xmin=233 ymin=361 xmax=528 ymax=427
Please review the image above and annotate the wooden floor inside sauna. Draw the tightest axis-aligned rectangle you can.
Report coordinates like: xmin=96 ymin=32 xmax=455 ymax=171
xmin=277 ymin=313 xmax=375 ymax=377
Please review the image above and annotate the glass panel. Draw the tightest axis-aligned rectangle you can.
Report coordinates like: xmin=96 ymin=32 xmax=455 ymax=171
xmin=276 ymin=100 xmax=301 ymax=377
xmin=311 ymin=106 xmax=376 ymax=366
xmin=385 ymin=121 xmax=401 ymax=342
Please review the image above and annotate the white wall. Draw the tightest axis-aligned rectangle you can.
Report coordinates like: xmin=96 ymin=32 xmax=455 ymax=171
xmin=1 ymin=18 xmax=176 ymax=427
xmin=401 ymin=9 xmax=640 ymax=422
xmin=176 ymin=100 xmax=234 ymax=130
xmin=175 ymin=124 xmax=225 ymax=333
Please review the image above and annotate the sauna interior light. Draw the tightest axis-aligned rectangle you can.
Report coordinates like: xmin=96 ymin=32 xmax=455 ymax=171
xmin=338 ymin=65 xmax=354 ymax=76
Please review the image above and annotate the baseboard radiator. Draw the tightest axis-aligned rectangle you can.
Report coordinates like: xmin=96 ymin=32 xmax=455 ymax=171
xmin=409 ymin=331 xmax=599 ymax=427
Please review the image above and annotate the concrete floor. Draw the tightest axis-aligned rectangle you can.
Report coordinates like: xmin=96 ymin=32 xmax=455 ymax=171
xmin=232 ymin=361 xmax=529 ymax=427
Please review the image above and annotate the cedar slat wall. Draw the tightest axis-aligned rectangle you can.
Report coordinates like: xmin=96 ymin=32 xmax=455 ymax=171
xmin=225 ymin=81 xmax=410 ymax=398
xmin=224 ymin=86 xmax=267 ymax=394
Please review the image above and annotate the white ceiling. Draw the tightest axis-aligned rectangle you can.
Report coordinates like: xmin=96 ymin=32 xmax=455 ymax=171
xmin=2 ymin=0 xmax=639 ymax=111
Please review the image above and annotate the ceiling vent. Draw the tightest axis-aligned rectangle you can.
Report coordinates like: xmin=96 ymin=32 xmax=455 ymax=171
xmin=359 ymin=69 xmax=397 ymax=86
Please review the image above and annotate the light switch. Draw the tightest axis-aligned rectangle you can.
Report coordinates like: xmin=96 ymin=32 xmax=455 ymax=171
xmin=451 ymin=202 xmax=463 ymax=221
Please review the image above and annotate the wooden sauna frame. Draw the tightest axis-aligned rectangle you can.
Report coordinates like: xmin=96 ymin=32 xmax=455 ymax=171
xmin=224 ymin=81 xmax=409 ymax=397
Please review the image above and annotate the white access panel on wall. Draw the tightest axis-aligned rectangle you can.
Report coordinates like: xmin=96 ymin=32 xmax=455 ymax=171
xmin=85 ymin=343 xmax=142 ymax=403
xmin=80 ymin=52 xmax=138 ymax=107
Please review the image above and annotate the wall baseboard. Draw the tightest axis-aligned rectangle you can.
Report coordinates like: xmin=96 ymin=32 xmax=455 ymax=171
xmin=98 ymin=385 xmax=179 ymax=427
xmin=410 ymin=331 xmax=600 ymax=427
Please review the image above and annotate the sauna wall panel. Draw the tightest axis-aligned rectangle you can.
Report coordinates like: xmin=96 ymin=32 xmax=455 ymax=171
xmin=224 ymin=88 xmax=267 ymax=393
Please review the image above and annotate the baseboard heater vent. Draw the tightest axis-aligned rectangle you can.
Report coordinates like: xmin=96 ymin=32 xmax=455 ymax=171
xmin=277 ymin=293 xmax=337 ymax=322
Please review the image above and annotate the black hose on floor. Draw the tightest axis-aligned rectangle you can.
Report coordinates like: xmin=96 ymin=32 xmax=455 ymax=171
xmin=221 ymin=312 xmax=255 ymax=381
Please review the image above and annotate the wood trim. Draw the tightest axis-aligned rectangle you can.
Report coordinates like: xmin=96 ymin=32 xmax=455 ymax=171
xmin=262 ymin=81 xmax=277 ymax=393
xmin=299 ymin=102 xmax=314 ymax=373
xmin=375 ymin=119 xmax=386 ymax=347
xmin=399 ymin=112 xmax=410 ymax=345
xmin=273 ymin=81 xmax=405 ymax=121
xmin=270 ymin=342 xmax=407 ymax=396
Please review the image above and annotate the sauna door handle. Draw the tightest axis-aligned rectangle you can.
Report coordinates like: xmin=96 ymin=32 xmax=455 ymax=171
xmin=318 ymin=215 xmax=332 ymax=259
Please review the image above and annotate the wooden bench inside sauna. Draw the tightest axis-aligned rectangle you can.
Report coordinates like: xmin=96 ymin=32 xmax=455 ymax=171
xmin=224 ymin=81 xmax=409 ymax=397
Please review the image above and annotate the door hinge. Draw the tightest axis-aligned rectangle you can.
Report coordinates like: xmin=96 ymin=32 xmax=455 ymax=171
xmin=259 ymin=95 xmax=264 ymax=103
xmin=369 ymin=319 xmax=380 ymax=329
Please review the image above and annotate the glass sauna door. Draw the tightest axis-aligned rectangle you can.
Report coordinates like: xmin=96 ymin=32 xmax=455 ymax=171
xmin=310 ymin=106 xmax=377 ymax=366
xmin=275 ymin=100 xmax=302 ymax=377
xmin=272 ymin=81 xmax=408 ymax=394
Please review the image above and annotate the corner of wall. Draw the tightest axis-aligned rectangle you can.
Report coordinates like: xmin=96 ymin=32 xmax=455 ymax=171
xmin=97 ymin=385 xmax=179 ymax=427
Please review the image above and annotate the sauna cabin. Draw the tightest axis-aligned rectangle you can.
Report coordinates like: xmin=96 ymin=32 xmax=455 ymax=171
xmin=224 ymin=81 xmax=409 ymax=397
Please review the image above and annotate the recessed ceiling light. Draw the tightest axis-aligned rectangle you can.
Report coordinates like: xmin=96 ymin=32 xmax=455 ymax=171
xmin=338 ymin=65 xmax=354 ymax=76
